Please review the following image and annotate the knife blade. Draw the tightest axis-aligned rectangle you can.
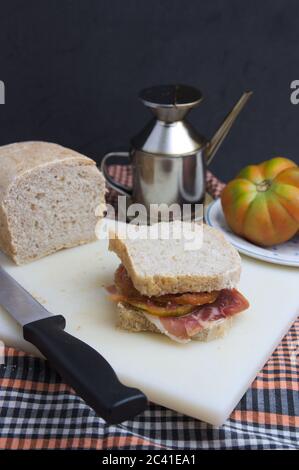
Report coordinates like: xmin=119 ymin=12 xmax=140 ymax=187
xmin=0 ymin=266 xmax=147 ymax=423
xmin=0 ymin=267 xmax=53 ymax=326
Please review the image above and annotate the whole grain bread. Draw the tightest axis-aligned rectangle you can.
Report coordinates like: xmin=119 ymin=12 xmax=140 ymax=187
xmin=0 ymin=141 xmax=106 ymax=264
xmin=109 ymin=221 xmax=241 ymax=296
xmin=116 ymin=301 xmax=232 ymax=342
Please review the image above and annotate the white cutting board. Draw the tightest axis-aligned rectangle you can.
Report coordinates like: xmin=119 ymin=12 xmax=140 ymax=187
xmin=0 ymin=227 xmax=298 ymax=426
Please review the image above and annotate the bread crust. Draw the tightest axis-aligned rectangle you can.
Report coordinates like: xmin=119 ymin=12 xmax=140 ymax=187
xmin=0 ymin=141 xmax=95 ymax=201
xmin=117 ymin=302 xmax=232 ymax=342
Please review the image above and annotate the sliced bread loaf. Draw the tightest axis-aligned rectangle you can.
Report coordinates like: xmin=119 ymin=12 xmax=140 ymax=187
xmin=0 ymin=141 xmax=106 ymax=264
xmin=109 ymin=221 xmax=241 ymax=296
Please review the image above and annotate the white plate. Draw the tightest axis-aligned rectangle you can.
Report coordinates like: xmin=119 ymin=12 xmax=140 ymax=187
xmin=206 ymin=199 xmax=299 ymax=267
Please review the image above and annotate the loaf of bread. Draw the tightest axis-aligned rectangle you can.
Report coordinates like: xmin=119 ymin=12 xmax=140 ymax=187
xmin=0 ymin=141 xmax=106 ymax=264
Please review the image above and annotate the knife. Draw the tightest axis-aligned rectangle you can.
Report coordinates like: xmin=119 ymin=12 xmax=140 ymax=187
xmin=0 ymin=266 xmax=147 ymax=424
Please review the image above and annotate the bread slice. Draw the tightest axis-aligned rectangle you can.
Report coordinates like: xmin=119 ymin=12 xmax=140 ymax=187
xmin=109 ymin=221 xmax=241 ymax=296
xmin=117 ymin=301 xmax=233 ymax=342
xmin=0 ymin=141 xmax=106 ymax=264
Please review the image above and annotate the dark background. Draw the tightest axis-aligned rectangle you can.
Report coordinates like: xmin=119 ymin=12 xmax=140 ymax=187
xmin=0 ymin=0 xmax=299 ymax=181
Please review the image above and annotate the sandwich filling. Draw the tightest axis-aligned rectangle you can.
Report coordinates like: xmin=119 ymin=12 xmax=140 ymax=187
xmin=107 ymin=264 xmax=249 ymax=343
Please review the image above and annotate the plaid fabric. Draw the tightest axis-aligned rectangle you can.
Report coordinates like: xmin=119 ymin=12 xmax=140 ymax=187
xmin=0 ymin=166 xmax=298 ymax=450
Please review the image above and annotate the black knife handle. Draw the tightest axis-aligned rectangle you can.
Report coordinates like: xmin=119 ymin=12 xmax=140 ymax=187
xmin=23 ymin=315 xmax=147 ymax=424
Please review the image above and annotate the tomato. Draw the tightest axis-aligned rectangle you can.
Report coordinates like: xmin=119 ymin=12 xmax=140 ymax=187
xmin=221 ymin=157 xmax=299 ymax=246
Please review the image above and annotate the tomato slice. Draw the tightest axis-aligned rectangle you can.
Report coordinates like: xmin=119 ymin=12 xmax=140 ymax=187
xmin=156 ymin=291 xmax=219 ymax=305
xmin=114 ymin=264 xmax=219 ymax=304
xmin=110 ymin=264 xmax=221 ymax=316
xmin=125 ymin=299 xmax=195 ymax=317
xmin=107 ymin=292 xmax=194 ymax=316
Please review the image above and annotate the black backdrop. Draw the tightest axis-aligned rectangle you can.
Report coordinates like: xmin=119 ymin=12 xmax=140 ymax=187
xmin=0 ymin=0 xmax=299 ymax=181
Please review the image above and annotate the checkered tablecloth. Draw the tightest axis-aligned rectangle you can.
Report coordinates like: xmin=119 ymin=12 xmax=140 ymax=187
xmin=0 ymin=166 xmax=298 ymax=450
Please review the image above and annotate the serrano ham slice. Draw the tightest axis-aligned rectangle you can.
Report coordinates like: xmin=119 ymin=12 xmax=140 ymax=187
xmin=144 ymin=289 xmax=249 ymax=343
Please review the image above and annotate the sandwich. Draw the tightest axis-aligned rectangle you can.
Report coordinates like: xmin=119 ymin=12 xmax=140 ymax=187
xmin=107 ymin=221 xmax=249 ymax=343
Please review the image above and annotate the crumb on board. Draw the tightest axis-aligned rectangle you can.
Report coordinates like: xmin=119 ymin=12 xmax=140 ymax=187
xmin=31 ymin=292 xmax=47 ymax=305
